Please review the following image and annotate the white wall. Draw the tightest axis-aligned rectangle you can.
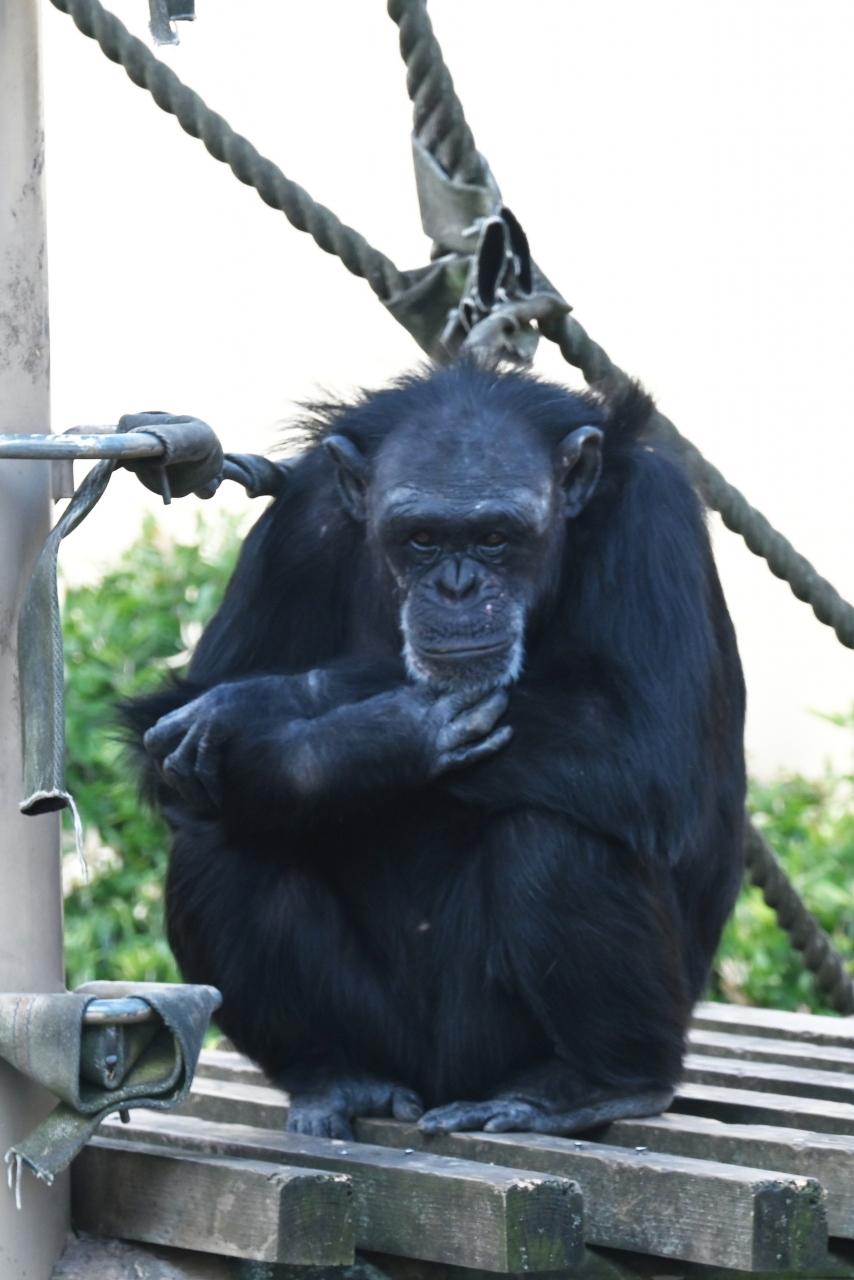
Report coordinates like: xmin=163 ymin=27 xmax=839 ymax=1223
xmin=40 ymin=0 xmax=854 ymax=779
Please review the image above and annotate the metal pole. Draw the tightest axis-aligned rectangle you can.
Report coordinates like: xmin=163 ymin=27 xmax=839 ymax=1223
xmin=0 ymin=3 xmax=70 ymax=1276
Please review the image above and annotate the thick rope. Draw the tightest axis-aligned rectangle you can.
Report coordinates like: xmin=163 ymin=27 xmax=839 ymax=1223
xmin=388 ymin=0 xmax=854 ymax=1002
xmin=546 ymin=314 xmax=854 ymax=648
xmin=745 ymin=825 xmax=854 ymax=1014
xmin=389 ymin=1 xmax=854 ymax=650
xmin=387 ymin=0 xmax=487 ymax=185
xmin=49 ymin=0 xmax=405 ymax=302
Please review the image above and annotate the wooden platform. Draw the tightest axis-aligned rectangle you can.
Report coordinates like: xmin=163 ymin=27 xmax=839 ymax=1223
xmin=71 ymin=1001 xmax=854 ymax=1278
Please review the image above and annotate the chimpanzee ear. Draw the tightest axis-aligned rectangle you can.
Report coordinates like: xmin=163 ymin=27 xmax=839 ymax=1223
xmin=323 ymin=434 xmax=369 ymax=521
xmin=558 ymin=425 xmax=603 ymax=518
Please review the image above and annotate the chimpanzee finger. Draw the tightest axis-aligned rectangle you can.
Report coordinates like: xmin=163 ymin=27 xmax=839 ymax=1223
xmin=392 ymin=1087 xmax=424 ymax=1122
xmin=193 ymin=728 xmax=223 ymax=812
xmin=418 ymin=1099 xmax=500 ymax=1134
xmin=450 ymin=689 xmax=509 ymax=741
xmin=327 ymin=1112 xmax=354 ymax=1140
xmin=483 ymin=1101 xmax=540 ymax=1132
xmin=288 ymin=1105 xmax=353 ymax=1140
xmin=161 ymin=726 xmax=213 ymax=811
xmin=143 ymin=702 xmax=200 ymax=760
xmin=437 ymin=686 xmax=500 ymax=719
xmin=439 ymin=725 xmax=513 ymax=772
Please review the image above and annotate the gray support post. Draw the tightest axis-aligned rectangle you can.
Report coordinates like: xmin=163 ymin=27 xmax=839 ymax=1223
xmin=0 ymin=3 xmax=70 ymax=1275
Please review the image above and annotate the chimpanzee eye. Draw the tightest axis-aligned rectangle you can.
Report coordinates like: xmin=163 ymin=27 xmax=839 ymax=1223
xmin=409 ymin=530 xmax=437 ymax=551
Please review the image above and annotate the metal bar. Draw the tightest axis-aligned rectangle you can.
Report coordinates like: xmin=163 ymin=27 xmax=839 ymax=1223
xmin=0 ymin=431 xmax=167 ymax=461
xmin=83 ymin=997 xmax=155 ymax=1026
xmin=0 ymin=3 xmax=70 ymax=1273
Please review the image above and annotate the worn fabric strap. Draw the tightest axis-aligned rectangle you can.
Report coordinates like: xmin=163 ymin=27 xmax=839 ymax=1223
xmin=18 ymin=460 xmax=117 ymax=817
xmin=0 ymin=981 xmax=220 ymax=1194
xmin=17 ymin=422 xmax=283 ymax=818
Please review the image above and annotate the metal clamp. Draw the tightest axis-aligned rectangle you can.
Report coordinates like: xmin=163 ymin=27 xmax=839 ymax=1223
xmin=148 ymin=0 xmax=195 ymax=46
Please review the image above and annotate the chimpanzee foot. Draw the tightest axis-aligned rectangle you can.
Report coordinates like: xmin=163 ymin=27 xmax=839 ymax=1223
xmin=419 ymin=1088 xmax=674 ymax=1137
xmin=285 ymin=1074 xmax=424 ymax=1140
xmin=418 ymin=1099 xmax=512 ymax=1134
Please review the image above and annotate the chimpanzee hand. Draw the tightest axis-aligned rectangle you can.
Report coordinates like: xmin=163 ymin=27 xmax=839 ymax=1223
xmin=392 ymin=685 xmax=513 ymax=778
xmin=143 ymin=684 xmax=243 ymax=813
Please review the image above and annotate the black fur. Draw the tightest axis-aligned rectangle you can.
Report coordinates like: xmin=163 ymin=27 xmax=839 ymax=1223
xmin=125 ymin=362 xmax=745 ymax=1138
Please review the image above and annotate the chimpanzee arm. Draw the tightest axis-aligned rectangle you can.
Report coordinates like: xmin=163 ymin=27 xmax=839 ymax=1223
xmin=122 ymin=660 xmax=388 ymax=801
xmin=140 ymin=667 xmax=511 ymax=829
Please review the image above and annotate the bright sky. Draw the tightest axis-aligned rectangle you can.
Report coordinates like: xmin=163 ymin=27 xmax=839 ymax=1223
xmin=40 ymin=0 xmax=854 ymax=779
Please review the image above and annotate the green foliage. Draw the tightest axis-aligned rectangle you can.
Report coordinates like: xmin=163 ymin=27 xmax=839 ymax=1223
xmin=62 ymin=517 xmax=854 ymax=1012
xmin=62 ymin=512 xmax=244 ymax=989
xmin=712 ymin=721 xmax=854 ymax=1012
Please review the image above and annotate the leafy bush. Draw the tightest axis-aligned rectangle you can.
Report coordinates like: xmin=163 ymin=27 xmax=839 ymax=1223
xmin=712 ymin=727 xmax=854 ymax=1013
xmin=62 ymin=512 xmax=244 ymax=988
xmin=62 ymin=516 xmax=854 ymax=1011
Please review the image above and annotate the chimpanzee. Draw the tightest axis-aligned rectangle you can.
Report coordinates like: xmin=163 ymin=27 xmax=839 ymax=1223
xmin=127 ymin=361 xmax=745 ymax=1139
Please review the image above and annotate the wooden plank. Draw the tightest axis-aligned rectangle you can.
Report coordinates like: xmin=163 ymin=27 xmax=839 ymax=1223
xmin=597 ymin=1111 xmax=854 ymax=1239
xmin=199 ymin=1038 xmax=854 ymax=1097
xmin=361 ymin=1124 xmax=827 ymax=1275
xmin=101 ymin=1110 xmax=584 ymax=1274
xmin=694 ymin=1002 xmax=854 ymax=1048
xmin=179 ymin=1075 xmax=827 ymax=1272
xmin=690 ymin=1028 xmax=854 ymax=1075
xmin=72 ymin=1138 xmax=354 ymax=1265
xmin=674 ymin=1081 xmax=854 ymax=1136
xmin=196 ymin=1048 xmax=265 ymax=1087
xmin=684 ymin=1052 xmax=854 ymax=1104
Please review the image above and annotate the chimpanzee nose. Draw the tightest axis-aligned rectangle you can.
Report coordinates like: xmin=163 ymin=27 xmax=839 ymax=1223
xmin=435 ymin=557 xmax=478 ymax=601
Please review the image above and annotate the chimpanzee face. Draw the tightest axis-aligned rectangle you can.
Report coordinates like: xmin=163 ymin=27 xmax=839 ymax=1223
xmin=324 ymin=402 xmax=602 ymax=693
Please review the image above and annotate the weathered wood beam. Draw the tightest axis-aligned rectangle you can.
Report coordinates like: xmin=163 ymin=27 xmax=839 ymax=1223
xmin=693 ymin=1003 xmax=854 ymax=1048
xmin=598 ymin=1111 xmax=854 ymax=1238
xmin=689 ymin=1028 xmax=854 ymax=1075
xmin=100 ymin=1111 xmax=584 ymax=1274
xmin=196 ymin=1048 xmax=264 ymax=1087
xmin=72 ymin=1138 xmax=355 ymax=1265
xmin=674 ymin=1080 xmax=854 ymax=1137
xmin=180 ymin=1074 xmax=827 ymax=1273
xmin=684 ymin=1053 xmax=854 ymax=1105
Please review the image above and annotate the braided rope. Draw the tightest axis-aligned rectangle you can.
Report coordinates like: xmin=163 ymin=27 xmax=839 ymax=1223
xmin=387 ymin=0 xmax=486 ymax=185
xmin=388 ymin=0 xmax=854 ymax=1001
xmin=745 ymin=824 xmax=854 ymax=1013
xmin=546 ymin=314 xmax=854 ymax=648
xmin=387 ymin=1 xmax=854 ymax=648
xmin=49 ymin=0 xmax=405 ymax=301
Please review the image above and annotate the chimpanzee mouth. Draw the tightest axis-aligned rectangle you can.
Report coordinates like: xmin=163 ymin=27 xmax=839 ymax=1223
xmin=401 ymin=599 xmax=526 ymax=690
xmin=405 ymin=635 xmax=525 ymax=692
xmin=420 ymin=641 xmax=511 ymax=660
